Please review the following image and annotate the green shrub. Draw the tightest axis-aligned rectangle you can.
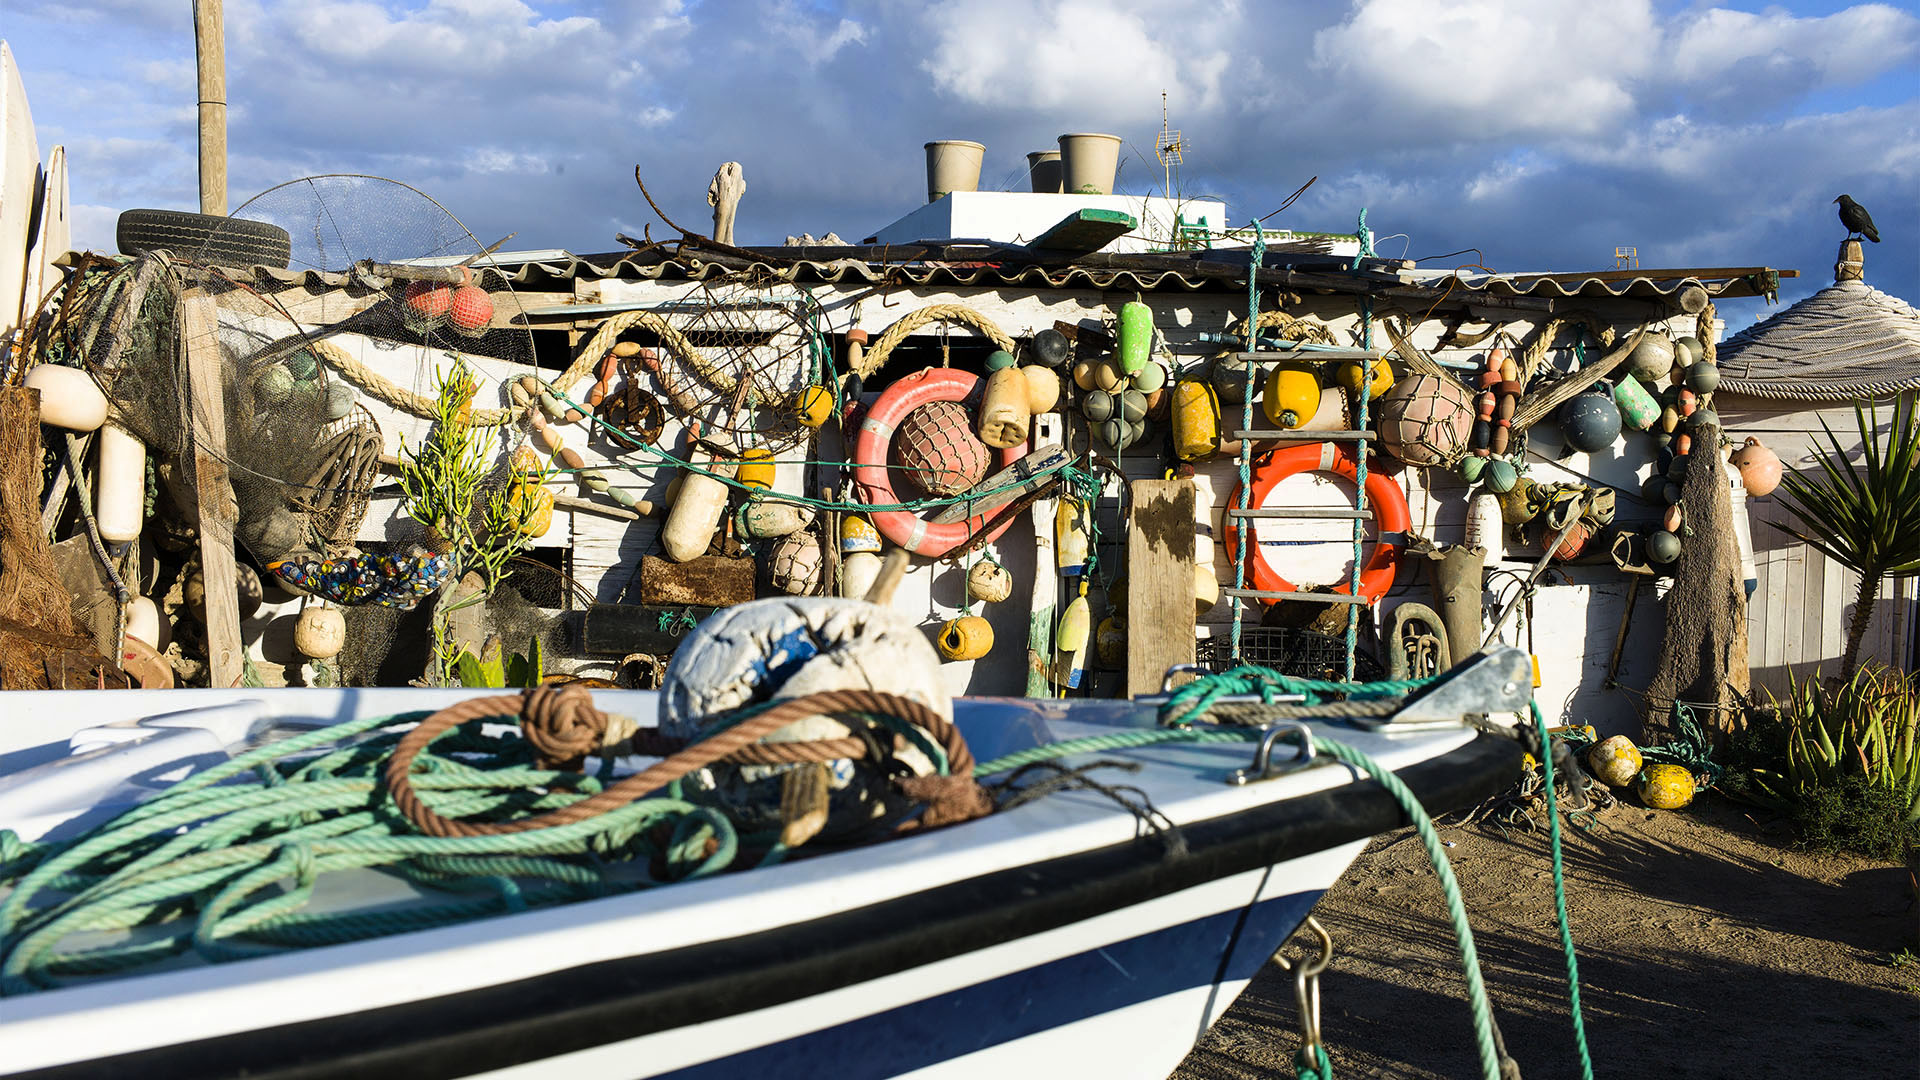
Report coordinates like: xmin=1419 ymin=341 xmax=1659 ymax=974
xmin=1789 ymin=774 xmax=1920 ymax=860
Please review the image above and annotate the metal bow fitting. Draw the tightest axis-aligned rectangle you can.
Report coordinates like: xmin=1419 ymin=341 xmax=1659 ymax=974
xmin=1273 ymin=916 xmax=1335 ymax=1067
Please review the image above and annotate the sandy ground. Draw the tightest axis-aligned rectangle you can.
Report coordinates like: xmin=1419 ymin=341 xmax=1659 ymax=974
xmin=1171 ymin=796 xmax=1919 ymax=1079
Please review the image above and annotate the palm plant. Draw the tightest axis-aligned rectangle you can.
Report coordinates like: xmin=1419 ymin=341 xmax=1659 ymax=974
xmin=1773 ymin=396 xmax=1920 ymax=681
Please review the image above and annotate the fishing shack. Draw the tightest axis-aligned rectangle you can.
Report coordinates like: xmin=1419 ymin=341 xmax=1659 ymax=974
xmin=1 ymin=148 xmax=1818 ymax=737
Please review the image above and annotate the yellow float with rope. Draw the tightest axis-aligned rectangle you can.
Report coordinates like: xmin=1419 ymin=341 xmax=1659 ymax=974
xmin=936 ymin=615 xmax=994 ymax=661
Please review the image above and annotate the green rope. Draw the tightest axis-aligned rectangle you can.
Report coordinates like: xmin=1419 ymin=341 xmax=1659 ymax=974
xmin=1295 ymin=1044 xmax=1333 ymax=1079
xmin=0 ymin=707 xmax=744 ymax=995
xmin=1158 ymin=665 xmax=1436 ymax=728
xmin=1532 ymin=699 xmax=1595 ymax=1080
xmin=1231 ymin=221 xmax=1265 ymax=660
xmin=1347 ymin=209 xmax=1375 ymax=683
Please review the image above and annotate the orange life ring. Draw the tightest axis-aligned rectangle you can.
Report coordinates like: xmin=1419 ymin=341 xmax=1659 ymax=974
xmin=851 ymin=367 xmax=1026 ymax=558
xmin=1222 ymin=442 xmax=1408 ymax=605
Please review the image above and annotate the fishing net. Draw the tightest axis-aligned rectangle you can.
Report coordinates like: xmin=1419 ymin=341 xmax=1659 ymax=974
xmin=1643 ymin=423 xmax=1751 ymax=737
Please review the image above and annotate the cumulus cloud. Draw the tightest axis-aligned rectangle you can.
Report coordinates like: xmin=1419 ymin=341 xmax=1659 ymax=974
xmin=2 ymin=0 xmax=1914 ymax=322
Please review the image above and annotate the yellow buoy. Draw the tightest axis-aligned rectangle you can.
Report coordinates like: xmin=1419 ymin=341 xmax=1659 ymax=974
xmin=967 ymin=559 xmax=1014 ymax=604
xmin=1261 ymin=365 xmax=1321 ymax=430
xmin=1334 ymin=356 xmax=1394 ymax=400
xmin=737 ymin=447 xmax=776 ymax=491
xmin=1585 ymin=735 xmax=1643 ymax=788
xmin=1055 ymin=499 xmax=1090 ymax=576
xmin=936 ymin=615 xmax=994 ymax=661
xmin=1022 ymin=366 xmax=1062 ymax=415
xmin=1053 ymin=584 xmax=1091 ymax=688
xmin=795 ymin=385 xmax=835 ymax=428
xmin=977 ymin=367 xmax=1032 ymax=449
xmin=1171 ymin=378 xmax=1221 ymax=461
xmin=1638 ymin=763 xmax=1695 ymax=809
xmin=510 ymin=480 xmax=555 ymax=538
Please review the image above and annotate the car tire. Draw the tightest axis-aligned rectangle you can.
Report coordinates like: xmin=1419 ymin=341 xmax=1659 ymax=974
xmin=115 ymin=209 xmax=293 ymax=269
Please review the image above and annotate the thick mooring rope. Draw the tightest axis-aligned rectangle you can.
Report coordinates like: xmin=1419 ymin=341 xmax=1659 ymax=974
xmin=856 ymin=304 xmax=1021 ymax=379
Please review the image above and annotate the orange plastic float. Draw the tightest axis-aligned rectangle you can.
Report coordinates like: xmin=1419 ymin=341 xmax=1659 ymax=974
xmin=1222 ymin=442 xmax=1409 ymax=605
xmin=851 ymin=367 xmax=1026 ymax=558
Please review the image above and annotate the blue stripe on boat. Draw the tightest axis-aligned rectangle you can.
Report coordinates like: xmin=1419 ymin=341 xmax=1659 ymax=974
xmin=657 ymin=888 xmax=1323 ymax=1080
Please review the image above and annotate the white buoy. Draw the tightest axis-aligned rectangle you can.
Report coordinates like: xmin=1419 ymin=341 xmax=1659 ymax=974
xmin=661 ymin=452 xmax=733 ymax=563
xmin=95 ymin=424 xmax=146 ymax=544
xmin=1725 ymin=459 xmax=1758 ymax=599
xmin=1466 ymin=492 xmax=1506 ymax=567
xmin=124 ymin=595 xmax=166 ymax=651
xmin=23 ymin=364 xmax=108 ymax=431
xmin=294 ymin=605 xmax=346 ymax=660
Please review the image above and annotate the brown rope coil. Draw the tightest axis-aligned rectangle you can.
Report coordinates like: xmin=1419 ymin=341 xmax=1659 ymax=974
xmin=383 ymin=684 xmax=984 ymax=838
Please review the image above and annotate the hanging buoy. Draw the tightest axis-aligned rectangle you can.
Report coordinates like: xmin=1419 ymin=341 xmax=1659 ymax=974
xmin=1648 ymin=530 xmax=1682 ymax=565
xmin=1628 ymin=333 xmax=1675 ymax=383
xmin=1674 ymin=336 xmax=1703 ymax=366
xmin=1097 ymin=418 xmax=1132 ymax=452
xmin=1171 ymin=379 xmax=1220 ymax=461
xmin=839 ymin=515 xmax=882 ymax=600
xmin=25 ymin=365 xmax=109 ymax=431
xmin=1551 ymin=521 xmax=1591 ymax=562
xmin=95 ymin=424 xmax=146 ymax=544
xmin=449 ymin=284 xmax=494 ymax=336
xmin=1499 ymin=479 xmax=1542 ymax=524
xmin=1334 ymin=356 xmax=1393 ymax=399
xmin=1261 ymin=365 xmax=1321 ymax=430
xmin=1116 ymin=301 xmax=1153 ymax=374
xmin=511 ymin=478 xmax=555 ymax=538
xmin=1638 ymin=763 xmax=1695 ymax=809
xmin=936 ymin=615 xmax=994 ymax=661
xmin=1210 ymin=356 xmax=1254 ymax=404
xmin=1056 ymin=499 xmax=1090 ymax=576
xmin=767 ymin=530 xmax=824 ymax=595
xmin=1071 ymin=360 xmax=1098 ymax=390
xmin=744 ymin=501 xmax=816 ymax=539
xmin=124 ymin=595 xmax=166 ymax=651
xmin=1082 ymin=389 xmax=1115 ymax=422
xmin=661 ymin=452 xmax=732 ymax=562
xmin=1586 ymin=735 xmax=1643 ymax=788
xmin=795 ymin=385 xmax=835 ymax=428
xmin=1031 ymin=328 xmax=1071 ymax=368
xmin=1022 ymin=366 xmax=1062 ymax=414
xmin=1091 ymin=362 xmax=1123 ymax=392
xmin=1132 ymin=361 xmax=1168 ymax=393
xmin=1120 ymin=389 xmax=1149 ymax=423
xmin=1458 ymin=455 xmax=1487 ymax=484
xmin=1095 ymin=615 xmax=1127 ymax=668
xmin=1685 ymin=361 xmax=1720 ymax=395
xmin=985 ymin=349 xmax=1019 ymax=372
xmin=1484 ymin=458 xmax=1519 ymax=493
xmin=403 ymin=281 xmax=453 ymax=330
xmin=736 ymin=447 xmax=776 ymax=491
xmin=845 ymin=329 xmax=869 ymax=381
xmin=1053 ymin=584 xmax=1091 ymax=688
xmin=977 ymin=367 xmax=1032 ymax=449
xmin=1663 ymin=503 xmax=1684 ymax=533
xmin=1466 ymin=492 xmax=1506 ymax=564
xmin=1560 ymin=390 xmax=1623 ymax=453
xmin=1612 ymin=374 xmax=1659 ymax=431
xmin=966 ymin=559 xmax=1014 ymax=604
xmin=294 ymin=605 xmax=347 ymax=660
xmin=1376 ymin=373 xmax=1475 ymax=465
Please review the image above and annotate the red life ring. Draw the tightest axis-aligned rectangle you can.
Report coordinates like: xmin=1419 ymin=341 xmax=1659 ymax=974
xmin=851 ymin=367 xmax=1026 ymax=558
xmin=1222 ymin=442 xmax=1409 ymax=605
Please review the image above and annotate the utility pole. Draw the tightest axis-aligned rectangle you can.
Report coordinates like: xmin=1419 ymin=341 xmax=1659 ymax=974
xmin=194 ymin=0 xmax=226 ymax=216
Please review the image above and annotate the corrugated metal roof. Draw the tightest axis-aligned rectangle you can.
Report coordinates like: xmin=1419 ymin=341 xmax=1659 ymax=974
xmin=242 ymin=243 xmax=1788 ymax=305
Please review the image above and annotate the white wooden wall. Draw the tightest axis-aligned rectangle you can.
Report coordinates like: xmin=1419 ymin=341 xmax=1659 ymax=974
xmin=1717 ymin=393 xmax=1917 ymax=695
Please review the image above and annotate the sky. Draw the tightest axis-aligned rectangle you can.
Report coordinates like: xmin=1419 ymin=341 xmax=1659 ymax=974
xmin=5 ymin=0 xmax=1917 ymax=331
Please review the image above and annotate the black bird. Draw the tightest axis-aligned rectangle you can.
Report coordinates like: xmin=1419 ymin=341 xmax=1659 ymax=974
xmin=1835 ymin=194 xmax=1880 ymax=242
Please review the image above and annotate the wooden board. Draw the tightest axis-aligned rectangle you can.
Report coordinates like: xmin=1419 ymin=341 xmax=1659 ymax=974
xmin=16 ymin=142 xmax=64 ymax=332
xmin=1029 ymin=209 xmax=1137 ymax=256
xmin=0 ymin=41 xmax=39 ymax=336
xmin=181 ymin=290 xmax=245 ymax=687
xmin=1126 ymin=479 xmax=1196 ymax=697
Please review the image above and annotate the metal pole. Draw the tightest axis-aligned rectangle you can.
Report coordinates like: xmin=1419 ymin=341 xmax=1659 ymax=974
xmin=194 ymin=0 xmax=227 ymax=216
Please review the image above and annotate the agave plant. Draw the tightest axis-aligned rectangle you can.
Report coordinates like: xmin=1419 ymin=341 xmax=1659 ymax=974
xmin=1759 ymin=665 xmax=1920 ymax=824
xmin=1773 ymin=396 xmax=1920 ymax=681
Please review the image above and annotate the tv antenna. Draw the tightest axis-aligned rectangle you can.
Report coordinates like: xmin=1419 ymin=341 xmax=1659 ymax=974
xmin=1156 ymin=91 xmax=1186 ymax=199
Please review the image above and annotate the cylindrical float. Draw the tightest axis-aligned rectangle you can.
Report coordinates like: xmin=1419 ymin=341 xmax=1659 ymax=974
xmin=24 ymin=365 xmax=109 ymax=431
xmin=977 ymin=367 xmax=1032 ymax=449
xmin=661 ymin=452 xmax=732 ymax=562
xmin=1116 ymin=301 xmax=1152 ymax=375
xmin=1055 ymin=499 xmax=1090 ymax=576
xmin=95 ymin=424 xmax=147 ymax=544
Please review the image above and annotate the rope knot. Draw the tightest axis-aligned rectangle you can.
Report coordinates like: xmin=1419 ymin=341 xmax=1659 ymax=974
xmin=518 ymin=683 xmax=608 ymax=771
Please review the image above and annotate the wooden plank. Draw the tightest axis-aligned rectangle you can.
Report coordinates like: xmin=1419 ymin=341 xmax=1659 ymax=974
xmin=194 ymin=0 xmax=226 ymax=216
xmin=180 ymin=290 xmax=244 ymax=687
xmin=1029 ymin=209 xmax=1137 ymax=256
xmin=582 ymin=603 xmax=716 ymax=656
xmin=1126 ymin=479 xmax=1195 ymax=698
